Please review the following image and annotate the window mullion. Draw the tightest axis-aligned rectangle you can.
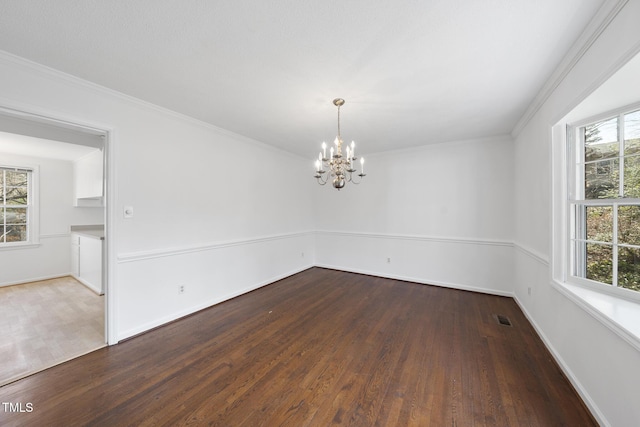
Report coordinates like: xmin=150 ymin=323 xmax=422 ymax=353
xmin=619 ymin=113 xmax=624 ymax=198
xmin=574 ymin=127 xmax=585 ymax=200
xmin=575 ymin=204 xmax=587 ymax=278
xmin=613 ymin=203 xmax=619 ymax=287
xmin=1 ymin=170 xmax=4 ymax=243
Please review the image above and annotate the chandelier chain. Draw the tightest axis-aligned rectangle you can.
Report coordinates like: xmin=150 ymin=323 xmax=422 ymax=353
xmin=337 ymin=104 xmax=341 ymax=140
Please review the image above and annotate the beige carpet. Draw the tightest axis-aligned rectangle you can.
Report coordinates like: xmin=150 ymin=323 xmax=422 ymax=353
xmin=0 ymin=276 xmax=105 ymax=386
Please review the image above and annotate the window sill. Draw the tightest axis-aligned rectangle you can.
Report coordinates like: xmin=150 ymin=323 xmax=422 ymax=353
xmin=553 ymin=280 xmax=640 ymax=352
xmin=0 ymin=242 xmax=40 ymax=251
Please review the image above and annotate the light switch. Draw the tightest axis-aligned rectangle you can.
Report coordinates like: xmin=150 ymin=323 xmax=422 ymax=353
xmin=123 ymin=206 xmax=134 ymax=219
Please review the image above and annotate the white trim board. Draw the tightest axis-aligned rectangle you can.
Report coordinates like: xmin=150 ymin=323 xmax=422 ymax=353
xmin=117 ymin=264 xmax=313 ymax=341
xmin=512 ymin=0 xmax=630 ymax=137
xmin=314 ymin=264 xmax=514 ymax=298
xmin=513 ymin=295 xmax=609 ymax=427
xmin=117 ymin=231 xmax=315 ymax=264
xmin=0 ymin=274 xmax=70 ymax=288
xmin=0 ymin=51 xmax=307 ymax=162
xmin=315 ymin=230 xmax=512 ymax=247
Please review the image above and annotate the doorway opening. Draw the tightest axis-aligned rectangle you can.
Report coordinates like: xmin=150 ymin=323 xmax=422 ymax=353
xmin=0 ymin=106 xmax=111 ymax=386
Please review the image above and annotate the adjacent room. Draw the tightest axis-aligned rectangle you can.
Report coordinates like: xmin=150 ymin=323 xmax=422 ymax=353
xmin=0 ymin=125 xmax=107 ymax=386
xmin=0 ymin=1 xmax=639 ymax=425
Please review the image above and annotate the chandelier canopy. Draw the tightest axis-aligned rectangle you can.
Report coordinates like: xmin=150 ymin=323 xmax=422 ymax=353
xmin=314 ymin=98 xmax=366 ymax=190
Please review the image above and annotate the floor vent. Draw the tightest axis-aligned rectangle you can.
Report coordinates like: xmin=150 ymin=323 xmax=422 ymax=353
xmin=495 ymin=314 xmax=512 ymax=327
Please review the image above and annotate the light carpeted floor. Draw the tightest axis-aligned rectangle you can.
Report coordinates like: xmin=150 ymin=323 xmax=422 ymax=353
xmin=0 ymin=276 xmax=104 ymax=386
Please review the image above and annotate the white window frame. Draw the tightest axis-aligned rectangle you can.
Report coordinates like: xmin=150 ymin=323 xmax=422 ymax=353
xmin=0 ymin=164 xmax=39 ymax=249
xmin=561 ymin=102 xmax=640 ymax=303
xmin=551 ymin=104 xmax=640 ymax=352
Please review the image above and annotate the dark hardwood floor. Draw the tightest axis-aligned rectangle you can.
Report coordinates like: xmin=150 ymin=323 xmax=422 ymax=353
xmin=0 ymin=267 xmax=596 ymax=426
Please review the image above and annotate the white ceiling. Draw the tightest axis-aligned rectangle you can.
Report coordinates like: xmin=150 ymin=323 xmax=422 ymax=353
xmin=0 ymin=132 xmax=98 ymax=161
xmin=0 ymin=0 xmax=606 ymax=157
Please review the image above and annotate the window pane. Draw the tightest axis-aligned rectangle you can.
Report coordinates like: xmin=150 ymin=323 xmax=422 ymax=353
xmin=5 ymin=171 xmax=27 ymax=186
xmin=624 ymin=110 xmax=640 ymax=155
xmin=586 ymin=206 xmax=612 ymax=242
xmin=5 ymin=187 xmax=27 ymax=205
xmin=618 ymin=246 xmax=640 ymax=292
xmin=585 ymin=158 xmax=619 ymax=199
xmin=586 ymin=243 xmax=613 ymax=284
xmin=585 ymin=117 xmax=618 ymax=162
xmin=618 ymin=206 xmax=640 ymax=245
xmin=5 ymin=224 xmax=26 ymax=242
xmin=5 ymin=207 xmax=27 ymax=224
xmin=0 ymin=169 xmax=30 ymax=246
xmin=624 ymin=155 xmax=640 ymax=198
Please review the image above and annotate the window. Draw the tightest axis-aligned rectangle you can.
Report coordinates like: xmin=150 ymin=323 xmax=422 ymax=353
xmin=0 ymin=166 xmax=33 ymax=245
xmin=569 ymin=107 xmax=640 ymax=294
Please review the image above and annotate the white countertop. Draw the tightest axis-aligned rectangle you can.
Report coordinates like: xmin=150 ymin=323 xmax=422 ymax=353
xmin=70 ymin=225 xmax=104 ymax=240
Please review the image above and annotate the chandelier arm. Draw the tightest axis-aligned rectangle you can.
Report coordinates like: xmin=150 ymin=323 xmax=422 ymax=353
xmin=314 ymin=164 xmax=329 ymax=185
xmin=348 ymin=170 xmax=366 ymax=185
xmin=315 ymin=173 xmax=328 ymax=185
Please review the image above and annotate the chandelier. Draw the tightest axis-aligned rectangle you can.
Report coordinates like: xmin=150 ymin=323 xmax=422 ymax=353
xmin=314 ymin=98 xmax=366 ymax=189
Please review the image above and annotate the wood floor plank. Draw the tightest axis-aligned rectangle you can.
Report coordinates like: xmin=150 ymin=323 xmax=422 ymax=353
xmin=0 ymin=268 xmax=596 ymax=426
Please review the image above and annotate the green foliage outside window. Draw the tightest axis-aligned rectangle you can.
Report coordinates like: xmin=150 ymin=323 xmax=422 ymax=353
xmin=581 ymin=110 xmax=640 ymax=292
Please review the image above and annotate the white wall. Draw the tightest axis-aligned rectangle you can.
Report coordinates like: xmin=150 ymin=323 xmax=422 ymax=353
xmin=0 ymin=152 xmax=103 ymax=286
xmin=315 ymin=136 xmax=515 ymax=295
xmin=513 ymin=1 xmax=640 ymax=425
xmin=3 ymin=2 xmax=639 ymax=422
xmin=0 ymin=52 xmax=315 ymax=342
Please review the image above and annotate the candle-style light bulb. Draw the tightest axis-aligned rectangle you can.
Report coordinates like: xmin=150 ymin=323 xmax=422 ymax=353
xmin=360 ymin=157 xmax=365 ymax=174
xmin=318 ymin=153 xmax=323 ymax=170
xmin=315 ymin=160 xmax=320 ymax=172
xmin=330 ymin=146 xmax=334 ymax=158
xmin=351 ymin=141 xmax=355 ymax=159
xmin=321 ymin=142 xmax=327 ymax=158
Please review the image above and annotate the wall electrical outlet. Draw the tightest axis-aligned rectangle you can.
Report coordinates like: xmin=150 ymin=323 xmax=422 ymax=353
xmin=527 ymin=287 xmax=532 ymax=296
xmin=179 ymin=285 xmax=185 ymax=294
xmin=387 ymin=257 xmax=391 ymax=263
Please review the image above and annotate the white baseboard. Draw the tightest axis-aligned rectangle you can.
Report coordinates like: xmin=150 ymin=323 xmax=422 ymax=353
xmin=0 ymin=273 xmax=70 ymax=288
xmin=513 ymin=294 xmax=608 ymax=427
xmin=117 ymin=264 xmax=313 ymax=341
xmin=314 ymin=263 xmax=514 ymax=298
xmin=70 ymin=273 xmax=103 ymax=295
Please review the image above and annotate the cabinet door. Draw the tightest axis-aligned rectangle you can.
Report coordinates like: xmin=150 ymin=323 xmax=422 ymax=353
xmin=75 ymin=150 xmax=103 ymax=199
xmin=79 ymin=236 xmax=102 ymax=294
xmin=71 ymin=234 xmax=80 ymax=278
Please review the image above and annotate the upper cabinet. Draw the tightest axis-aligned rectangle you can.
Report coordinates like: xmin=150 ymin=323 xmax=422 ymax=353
xmin=74 ymin=149 xmax=103 ymax=206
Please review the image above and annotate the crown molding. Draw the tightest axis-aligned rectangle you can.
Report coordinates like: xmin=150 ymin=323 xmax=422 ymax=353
xmin=0 ymin=50 xmax=306 ymax=160
xmin=511 ymin=0 xmax=630 ymax=137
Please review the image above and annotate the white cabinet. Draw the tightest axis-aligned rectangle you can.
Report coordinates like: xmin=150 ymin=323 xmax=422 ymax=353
xmin=79 ymin=235 xmax=102 ymax=293
xmin=74 ymin=149 xmax=103 ymax=206
xmin=71 ymin=232 xmax=103 ymax=294
xmin=71 ymin=233 xmax=80 ymax=277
